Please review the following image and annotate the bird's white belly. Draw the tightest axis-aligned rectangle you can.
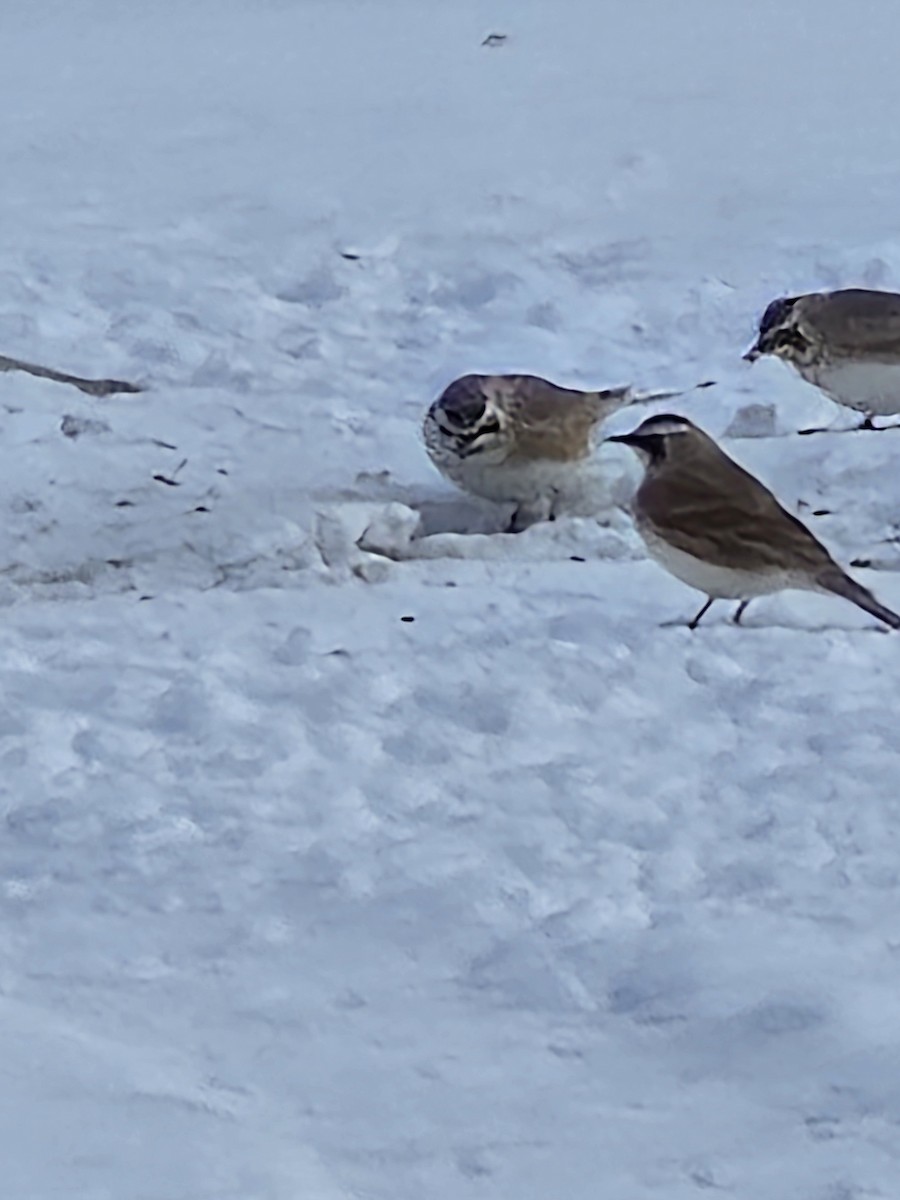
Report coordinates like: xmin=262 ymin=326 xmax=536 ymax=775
xmin=425 ymin=433 xmax=637 ymax=517
xmin=441 ymin=454 xmax=585 ymax=505
xmin=805 ymin=361 xmax=900 ymax=416
xmin=640 ymin=526 xmax=803 ymax=600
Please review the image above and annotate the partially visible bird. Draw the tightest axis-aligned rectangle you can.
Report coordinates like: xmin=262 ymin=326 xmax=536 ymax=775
xmin=607 ymin=412 xmax=900 ymax=630
xmin=422 ymin=373 xmax=711 ymax=531
xmin=744 ymin=288 xmax=900 ymax=431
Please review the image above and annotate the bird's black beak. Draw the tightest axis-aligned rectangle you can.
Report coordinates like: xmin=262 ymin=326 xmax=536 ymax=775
xmin=742 ymin=341 xmax=762 ymax=363
xmin=605 ymin=432 xmax=641 ymax=446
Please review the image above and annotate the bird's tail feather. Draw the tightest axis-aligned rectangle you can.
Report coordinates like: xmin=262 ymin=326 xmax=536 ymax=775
xmin=818 ymin=566 xmax=900 ymax=630
xmin=629 ymin=379 xmax=717 ymax=406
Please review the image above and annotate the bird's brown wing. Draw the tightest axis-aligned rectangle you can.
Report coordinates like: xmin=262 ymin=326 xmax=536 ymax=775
xmin=806 ymin=290 xmax=900 ymax=360
xmin=639 ymin=452 xmax=837 ymax=574
xmin=501 ymin=376 xmax=631 ymax=462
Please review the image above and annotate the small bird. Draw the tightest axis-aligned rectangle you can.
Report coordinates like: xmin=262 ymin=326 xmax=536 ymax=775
xmin=607 ymin=412 xmax=900 ymax=630
xmin=423 ymin=373 xmax=712 ymax=531
xmin=744 ymin=288 xmax=900 ymax=430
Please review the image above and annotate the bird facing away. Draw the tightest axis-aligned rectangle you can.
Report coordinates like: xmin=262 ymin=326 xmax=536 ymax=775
xmin=422 ymin=373 xmax=711 ymax=531
xmin=606 ymin=412 xmax=900 ymax=630
xmin=744 ymin=288 xmax=900 ymax=430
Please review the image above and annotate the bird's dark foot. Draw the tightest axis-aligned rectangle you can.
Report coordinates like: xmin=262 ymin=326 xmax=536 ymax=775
xmin=686 ymin=597 xmax=715 ymax=630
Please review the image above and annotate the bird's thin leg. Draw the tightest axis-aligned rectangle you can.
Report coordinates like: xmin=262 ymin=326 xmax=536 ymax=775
xmin=732 ymin=599 xmax=751 ymax=625
xmin=687 ymin=597 xmax=715 ymax=630
xmin=506 ymin=507 xmax=524 ymax=533
xmin=508 ymin=495 xmax=553 ymax=533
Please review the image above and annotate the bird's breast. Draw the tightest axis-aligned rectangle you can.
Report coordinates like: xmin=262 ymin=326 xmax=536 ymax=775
xmin=803 ymin=360 xmax=900 ymax=415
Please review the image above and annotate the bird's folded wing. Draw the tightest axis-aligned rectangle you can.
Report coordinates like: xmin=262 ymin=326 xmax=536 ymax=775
xmin=640 ymin=467 xmax=835 ymax=573
xmin=812 ymin=294 xmax=900 ymax=358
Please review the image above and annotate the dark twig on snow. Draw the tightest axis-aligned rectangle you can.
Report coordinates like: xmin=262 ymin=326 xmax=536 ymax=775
xmin=0 ymin=353 xmax=143 ymax=397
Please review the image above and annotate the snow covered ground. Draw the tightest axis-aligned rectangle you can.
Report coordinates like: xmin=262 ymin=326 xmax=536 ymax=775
xmin=4 ymin=1 xmax=900 ymax=1196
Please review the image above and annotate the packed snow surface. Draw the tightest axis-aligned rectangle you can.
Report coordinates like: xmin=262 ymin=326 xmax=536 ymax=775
xmin=4 ymin=1 xmax=900 ymax=1196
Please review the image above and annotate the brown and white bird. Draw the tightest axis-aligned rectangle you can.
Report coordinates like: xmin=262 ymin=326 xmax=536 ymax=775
xmin=422 ymin=373 xmax=709 ymax=531
xmin=607 ymin=412 xmax=900 ymax=629
xmin=744 ymin=288 xmax=900 ymax=430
